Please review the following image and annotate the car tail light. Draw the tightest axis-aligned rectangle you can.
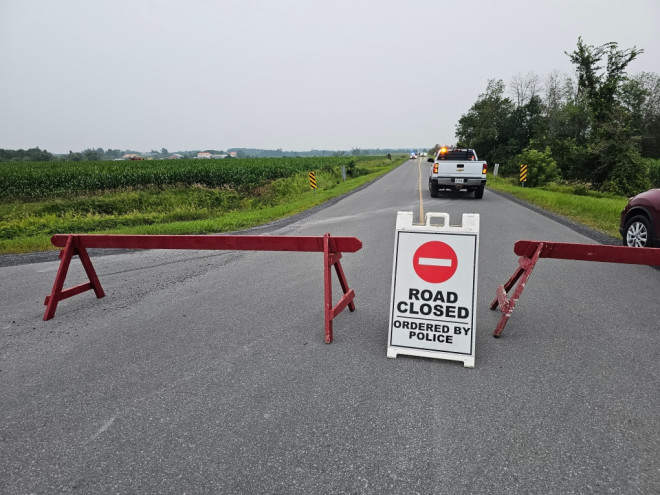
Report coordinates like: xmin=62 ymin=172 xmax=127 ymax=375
xmin=482 ymin=163 xmax=488 ymax=175
xmin=433 ymin=163 xmax=438 ymax=174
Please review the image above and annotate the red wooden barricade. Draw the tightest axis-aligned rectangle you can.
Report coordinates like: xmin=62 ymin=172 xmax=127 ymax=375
xmin=43 ymin=233 xmax=362 ymax=343
xmin=490 ymin=240 xmax=660 ymax=337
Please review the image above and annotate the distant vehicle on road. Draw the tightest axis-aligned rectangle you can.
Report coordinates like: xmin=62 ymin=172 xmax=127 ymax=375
xmin=620 ymin=188 xmax=660 ymax=247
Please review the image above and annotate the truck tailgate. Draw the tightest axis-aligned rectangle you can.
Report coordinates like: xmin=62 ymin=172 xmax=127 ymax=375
xmin=436 ymin=162 xmax=485 ymax=177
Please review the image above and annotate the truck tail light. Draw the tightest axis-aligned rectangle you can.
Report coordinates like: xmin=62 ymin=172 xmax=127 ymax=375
xmin=433 ymin=163 xmax=438 ymax=174
xmin=482 ymin=163 xmax=488 ymax=175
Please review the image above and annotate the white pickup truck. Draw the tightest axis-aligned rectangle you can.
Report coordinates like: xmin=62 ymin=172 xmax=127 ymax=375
xmin=427 ymin=147 xmax=487 ymax=199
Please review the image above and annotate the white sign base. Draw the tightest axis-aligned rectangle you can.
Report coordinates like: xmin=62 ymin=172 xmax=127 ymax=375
xmin=387 ymin=212 xmax=479 ymax=368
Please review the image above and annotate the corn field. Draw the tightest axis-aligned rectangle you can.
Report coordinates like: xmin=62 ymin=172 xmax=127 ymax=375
xmin=0 ymin=156 xmax=371 ymax=199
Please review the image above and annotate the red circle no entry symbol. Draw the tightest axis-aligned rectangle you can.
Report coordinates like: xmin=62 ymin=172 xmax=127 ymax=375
xmin=413 ymin=241 xmax=458 ymax=283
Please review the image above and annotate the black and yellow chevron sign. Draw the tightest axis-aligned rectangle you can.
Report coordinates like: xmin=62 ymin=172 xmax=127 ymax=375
xmin=308 ymin=171 xmax=317 ymax=190
xmin=520 ymin=164 xmax=528 ymax=183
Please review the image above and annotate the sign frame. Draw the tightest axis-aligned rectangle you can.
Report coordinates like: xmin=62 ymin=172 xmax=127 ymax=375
xmin=387 ymin=212 xmax=479 ymax=368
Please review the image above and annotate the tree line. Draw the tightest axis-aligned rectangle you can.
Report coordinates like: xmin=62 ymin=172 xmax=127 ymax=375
xmin=450 ymin=38 xmax=660 ymax=196
xmin=0 ymin=147 xmax=410 ymax=163
xmin=0 ymin=148 xmax=134 ymax=162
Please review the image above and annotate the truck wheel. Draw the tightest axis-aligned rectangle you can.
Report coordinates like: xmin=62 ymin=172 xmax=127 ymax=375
xmin=429 ymin=180 xmax=438 ymax=198
xmin=474 ymin=185 xmax=485 ymax=199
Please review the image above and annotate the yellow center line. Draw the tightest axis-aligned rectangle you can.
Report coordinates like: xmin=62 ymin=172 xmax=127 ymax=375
xmin=418 ymin=157 xmax=424 ymax=223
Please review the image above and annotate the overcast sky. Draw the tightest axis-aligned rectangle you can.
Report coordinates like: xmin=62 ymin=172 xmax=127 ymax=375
xmin=1 ymin=0 xmax=659 ymax=154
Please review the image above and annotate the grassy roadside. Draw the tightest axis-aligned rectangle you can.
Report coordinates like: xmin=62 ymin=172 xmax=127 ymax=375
xmin=0 ymin=157 xmax=404 ymax=254
xmin=486 ymin=175 xmax=629 ymax=239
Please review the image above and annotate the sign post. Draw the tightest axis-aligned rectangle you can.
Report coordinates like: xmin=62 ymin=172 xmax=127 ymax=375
xmin=387 ymin=212 xmax=479 ymax=367
xmin=309 ymin=171 xmax=317 ymax=193
xmin=520 ymin=164 xmax=527 ymax=186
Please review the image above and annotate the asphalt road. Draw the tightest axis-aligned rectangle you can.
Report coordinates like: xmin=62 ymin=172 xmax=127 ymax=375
xmin=1 ymin=159 xmax=658 ymax=494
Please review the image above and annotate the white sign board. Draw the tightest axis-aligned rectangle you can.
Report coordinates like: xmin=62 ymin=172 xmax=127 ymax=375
xmin=387 ymin=212 xmax=479 ymax=367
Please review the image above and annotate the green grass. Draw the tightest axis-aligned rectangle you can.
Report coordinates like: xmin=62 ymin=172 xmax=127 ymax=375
xmin=487 ymin=175 xmax=629 ymax=239
xmin=0 ymin=156 xmax=404 ymax=254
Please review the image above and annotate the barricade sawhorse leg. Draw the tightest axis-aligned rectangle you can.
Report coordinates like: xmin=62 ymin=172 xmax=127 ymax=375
xmin=42 ymin=234 xmax=362 ymax=343
xmin=323 ymin=233 xmax=356 ymax=344
xmin=490 ymin=240 xmax=660 ymax=337
xmin=489 ymin=241 xmax=544 ymax=338
xmin=43 ymin=235 xmax=105 ymax=320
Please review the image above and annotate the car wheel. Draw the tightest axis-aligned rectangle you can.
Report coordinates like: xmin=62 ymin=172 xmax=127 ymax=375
xmin=623 ymin=215 xmax=654 ymax=247
xmin=474 ymin=185 xmax=485 ymax=199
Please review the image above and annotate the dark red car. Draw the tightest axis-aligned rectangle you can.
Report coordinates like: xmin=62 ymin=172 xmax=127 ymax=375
xmin=620 ymin=188 xmax=660 ymax=247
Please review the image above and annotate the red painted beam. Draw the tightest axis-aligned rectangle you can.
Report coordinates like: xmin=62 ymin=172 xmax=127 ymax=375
xmin=51 ymin=234 xmax=362 ymax=253
xmin=44 ymin=282 xmax=94 ymax=305
xmin=331 ymin=289 xmax=356 ymax=319
xmin=514 ymin=240 xmax=660 ymax=266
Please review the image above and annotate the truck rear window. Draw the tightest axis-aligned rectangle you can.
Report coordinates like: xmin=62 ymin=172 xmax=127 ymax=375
xmin=437 ymin=150 xmax=475 ymax=160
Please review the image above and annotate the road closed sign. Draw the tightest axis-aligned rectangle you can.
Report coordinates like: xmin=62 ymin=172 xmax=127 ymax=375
xmin=387 ymin=212 xmax=479 ymax=367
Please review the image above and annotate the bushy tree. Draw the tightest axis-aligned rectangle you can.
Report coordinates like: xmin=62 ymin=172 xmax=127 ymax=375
xmin=566 ymin=38 xmax=645 ymax=188
xmin=646 ymin=159 xmax=660 ymax=187
xmin=567 ymin=38 xmax=642 ymax=125
xmin=620 ymin=72 xmax=660 ymax=158
xmin=602 ymin=152 xmax=650 ymax=196
xmin=83 ymin=149 xmax=100 ymax=161
xmin=67 ymin=151 xmax=83 ymax=161
xmin=455 ymin=79 xmax=515 ymax=164
xmin=105 ymin=149 xmax=122 ymax=159
xmin=513 ymin=146 xmax=562 ymax=187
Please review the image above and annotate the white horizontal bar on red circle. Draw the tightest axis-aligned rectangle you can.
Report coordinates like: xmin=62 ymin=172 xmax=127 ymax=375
xmin=418 ymin=257 xmax=452 ymax=267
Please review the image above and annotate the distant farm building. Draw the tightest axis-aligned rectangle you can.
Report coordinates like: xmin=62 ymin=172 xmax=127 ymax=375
xmin=121 ymin=154 xmax=144 ymax=160
xmin=195 ymin=152 xmax=227 ymax=159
